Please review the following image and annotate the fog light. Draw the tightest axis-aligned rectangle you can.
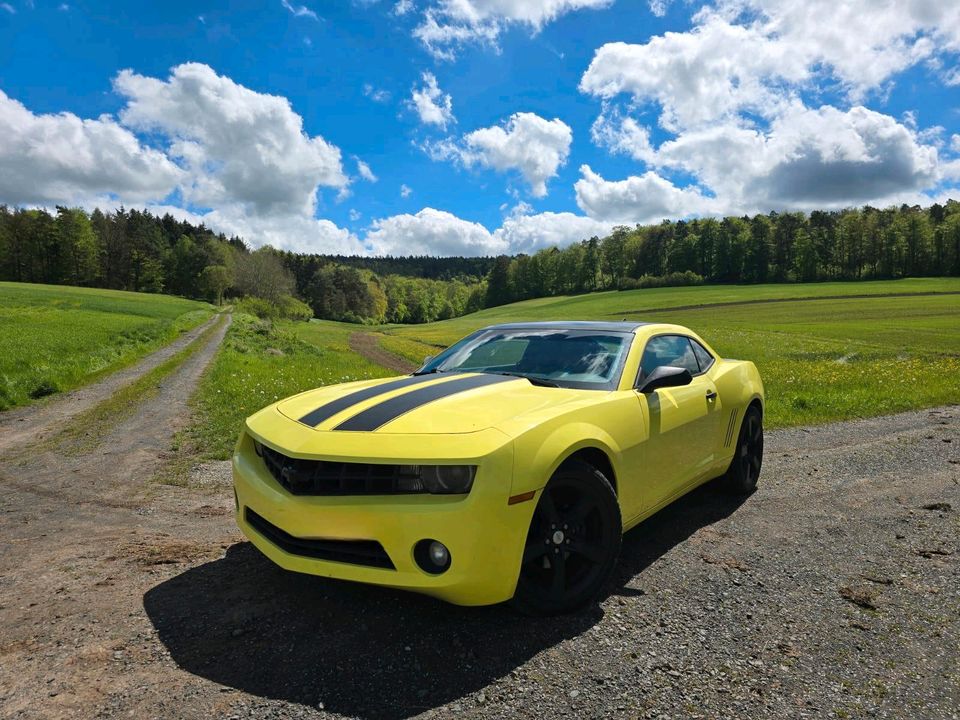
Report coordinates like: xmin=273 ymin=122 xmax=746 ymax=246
xmin=428 ymin=541 xmax=448 ymax=567
xmin=414 ymin=539 xmax=451 ymax=574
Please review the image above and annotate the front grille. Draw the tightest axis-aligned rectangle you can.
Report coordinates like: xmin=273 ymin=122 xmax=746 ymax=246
xmin=245 ymin=508 xmax=395 ymax=570
xmin=258 ymin=444 xmax=420 ymax=496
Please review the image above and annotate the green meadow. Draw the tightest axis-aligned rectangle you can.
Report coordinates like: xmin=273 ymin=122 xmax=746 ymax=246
xmin=0 ymin=281 xmax=211 ymax=410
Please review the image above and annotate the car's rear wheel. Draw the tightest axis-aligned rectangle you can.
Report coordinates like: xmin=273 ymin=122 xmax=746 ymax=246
xmin=724 ymin=405 xmax=763 ymax=494
xmin=511 ymin=460 xmax=621 ymax=615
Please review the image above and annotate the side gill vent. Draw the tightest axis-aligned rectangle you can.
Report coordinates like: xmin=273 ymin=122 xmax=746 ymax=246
xmin=724 ymin=408 xmax=739 ymax=447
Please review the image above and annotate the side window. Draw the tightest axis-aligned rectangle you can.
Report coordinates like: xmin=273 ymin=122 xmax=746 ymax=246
xmin=690 ymin=339 xmax=715 ymax=373
xmin=639 ymin=335 xmax=700 ymax=379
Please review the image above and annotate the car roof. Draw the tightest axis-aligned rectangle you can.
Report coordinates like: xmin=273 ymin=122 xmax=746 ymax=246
xmin=482 ymin=320 xmax=651 ymax=333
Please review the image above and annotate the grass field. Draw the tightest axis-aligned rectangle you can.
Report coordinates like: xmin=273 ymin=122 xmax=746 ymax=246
xmin=0 ymin=282 xmax=211 ymax=410
xmin=379 ymin=277 xmax=960 ymax=346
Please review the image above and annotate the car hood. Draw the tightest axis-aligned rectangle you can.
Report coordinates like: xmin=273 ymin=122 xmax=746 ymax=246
xmin=275 ymin=373 xmax=599 ymax=435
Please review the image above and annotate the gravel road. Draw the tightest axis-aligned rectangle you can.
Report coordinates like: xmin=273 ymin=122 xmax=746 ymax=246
xmin=0 ymin=340 xmax=956 ymax=720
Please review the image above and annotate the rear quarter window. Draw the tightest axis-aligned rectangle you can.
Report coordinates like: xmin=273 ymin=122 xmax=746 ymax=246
xmin=690 ymin=339 xmax=715 ymax=373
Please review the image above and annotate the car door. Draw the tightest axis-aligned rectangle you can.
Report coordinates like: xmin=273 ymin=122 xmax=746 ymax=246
xmin=634 ymin=334 xmax=722 ymax=510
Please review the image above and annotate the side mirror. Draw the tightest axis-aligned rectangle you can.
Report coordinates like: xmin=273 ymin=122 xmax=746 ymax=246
xmin=637 ymin=365 xmax=693 ymax=393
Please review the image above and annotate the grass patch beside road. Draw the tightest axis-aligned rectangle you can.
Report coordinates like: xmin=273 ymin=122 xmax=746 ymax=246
xmin=177 ymin=314 xmax=391 ymax=462
xmin=0 ymin=281 xmax=211 ymax=410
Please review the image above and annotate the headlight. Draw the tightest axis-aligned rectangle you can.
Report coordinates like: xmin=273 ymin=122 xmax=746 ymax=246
xmin=396 ymin=465 xmax=476 ymax=494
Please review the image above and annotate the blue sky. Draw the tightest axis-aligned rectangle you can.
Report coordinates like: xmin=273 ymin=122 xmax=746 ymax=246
xmin=1 ymin=0 xmax=958 ymax=256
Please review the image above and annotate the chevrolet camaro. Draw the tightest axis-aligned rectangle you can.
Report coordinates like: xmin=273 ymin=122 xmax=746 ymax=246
xmin=232 ymin=321 xmax=764 ymax=614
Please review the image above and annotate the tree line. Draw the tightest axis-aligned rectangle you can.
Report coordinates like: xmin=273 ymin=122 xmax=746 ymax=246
xmin=1 ymin=201 xmax=957 ymax=323
xmin=483 ymin=201 xmax=960 ymax=307
xmin=0 ymin=205 xmax=485 ymax=323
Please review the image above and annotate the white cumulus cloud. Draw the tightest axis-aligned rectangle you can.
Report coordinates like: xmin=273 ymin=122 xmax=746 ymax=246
xmin=409 ymin=71 xmax=455 ymax=128
xmin=580 ymin=17 xmax=807 ymax=131
xmin=355 ymin=157 xmax=378 ymax=182
xmin=589 ymin=105 xmax=944 ymax=218
xmin=591 ymin=111 xmax=657 ymax=164
xmin=741 ymin=105 xmax=938 ymax=208
xmin=393 ymin=0 xmax=414 ymax=16
xmin=432 ymin=112 xmax=572 ymax=197
xmin=581 ymin=1 xmax=960 ymax=131
xmin=493 ymin=210 xmax=613 ymax=253
xmin=366 ymin=207 xmax=507 ymax=256
xmin=716 ymin=0 xmax=960 ymax=96
xmin=580 ymin=1 xmax=959 ymax=221
xmin=366 ymin=206 xmax=609 ymax=255
xmin=413 ymin=0 xmax=612 ymax=59
xmin=648 ymin=0 xmax=670 ymax=17
xmin=575 ymin=165 xmax=720 ymax=224
xmin=0 ymin=89 xmax=183 ymax=207
xmin=114 ymin=63 xmax=347 ymax=219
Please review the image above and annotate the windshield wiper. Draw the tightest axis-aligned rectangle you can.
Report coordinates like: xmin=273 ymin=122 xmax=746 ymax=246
xmin=412 ymin=367 xmax=445 ymax=376
xmin=486 ymin=371 xmax=560 ymax=388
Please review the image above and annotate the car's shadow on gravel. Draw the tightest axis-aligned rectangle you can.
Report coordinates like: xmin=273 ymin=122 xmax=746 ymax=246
xmin=143 ymin=479 xmax=747 ymax=719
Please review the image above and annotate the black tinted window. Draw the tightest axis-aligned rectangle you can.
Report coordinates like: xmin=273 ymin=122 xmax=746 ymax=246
xmin=639 ymin=335 xmax=699 ymax=378
xmin=690 ymin=339 xmax=715 ymax=372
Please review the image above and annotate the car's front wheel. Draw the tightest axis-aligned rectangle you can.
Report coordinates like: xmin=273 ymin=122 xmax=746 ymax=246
xmin=511 ymin=460 xmax=621 ymax=615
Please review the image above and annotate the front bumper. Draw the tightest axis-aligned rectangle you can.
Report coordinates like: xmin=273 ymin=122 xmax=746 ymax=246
xmin=232 ymin=414 xmax=536 ymax=606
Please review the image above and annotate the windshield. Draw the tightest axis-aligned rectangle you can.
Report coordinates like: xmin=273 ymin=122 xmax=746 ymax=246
xmin=418 ymin=328 xmax=633 ymax=390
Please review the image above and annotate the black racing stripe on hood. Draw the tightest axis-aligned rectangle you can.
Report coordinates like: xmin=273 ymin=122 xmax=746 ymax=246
xmin=333 ymin=373 xmax=518 ymax=432
xmin=298 ymin=374 xmax=440 ymax=427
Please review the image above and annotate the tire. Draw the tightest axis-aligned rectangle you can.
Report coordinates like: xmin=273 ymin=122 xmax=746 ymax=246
xmin=723 ymin=404 xmax=763 ymax=494
xmin=511 ymin=460 xmax=622 ymax=616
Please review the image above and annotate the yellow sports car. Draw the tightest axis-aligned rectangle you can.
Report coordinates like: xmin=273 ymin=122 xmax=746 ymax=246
xmin=233 ymin=321 xmax=764 ymax=614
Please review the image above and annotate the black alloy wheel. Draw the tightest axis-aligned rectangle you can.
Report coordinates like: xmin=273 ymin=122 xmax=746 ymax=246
xmin=512 ymin=460 xmax=621 ymax=615
xmin=724 ymin=405 xmax=763 ymax=494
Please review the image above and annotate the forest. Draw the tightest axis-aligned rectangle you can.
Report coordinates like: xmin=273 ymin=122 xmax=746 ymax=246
xmin=483 ymin=201 xmax=960 ymax=307
xmin=1 ymin=201 xmax=958 ymax=323
xmin=0 ymin=205 xmax=485 ymax=324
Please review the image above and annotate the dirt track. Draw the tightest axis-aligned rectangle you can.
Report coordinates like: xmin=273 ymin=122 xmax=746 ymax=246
xmin=348 ymin=332 xmax=416 ymax=375
xmin=0 ymin=313 xmax=223 ymax=456
xmin=0 ymin=328 xmax=957 ymax=718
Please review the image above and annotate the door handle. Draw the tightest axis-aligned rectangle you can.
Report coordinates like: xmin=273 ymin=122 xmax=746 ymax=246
xmin=705 ymin=390 xmax=718 ymax=400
